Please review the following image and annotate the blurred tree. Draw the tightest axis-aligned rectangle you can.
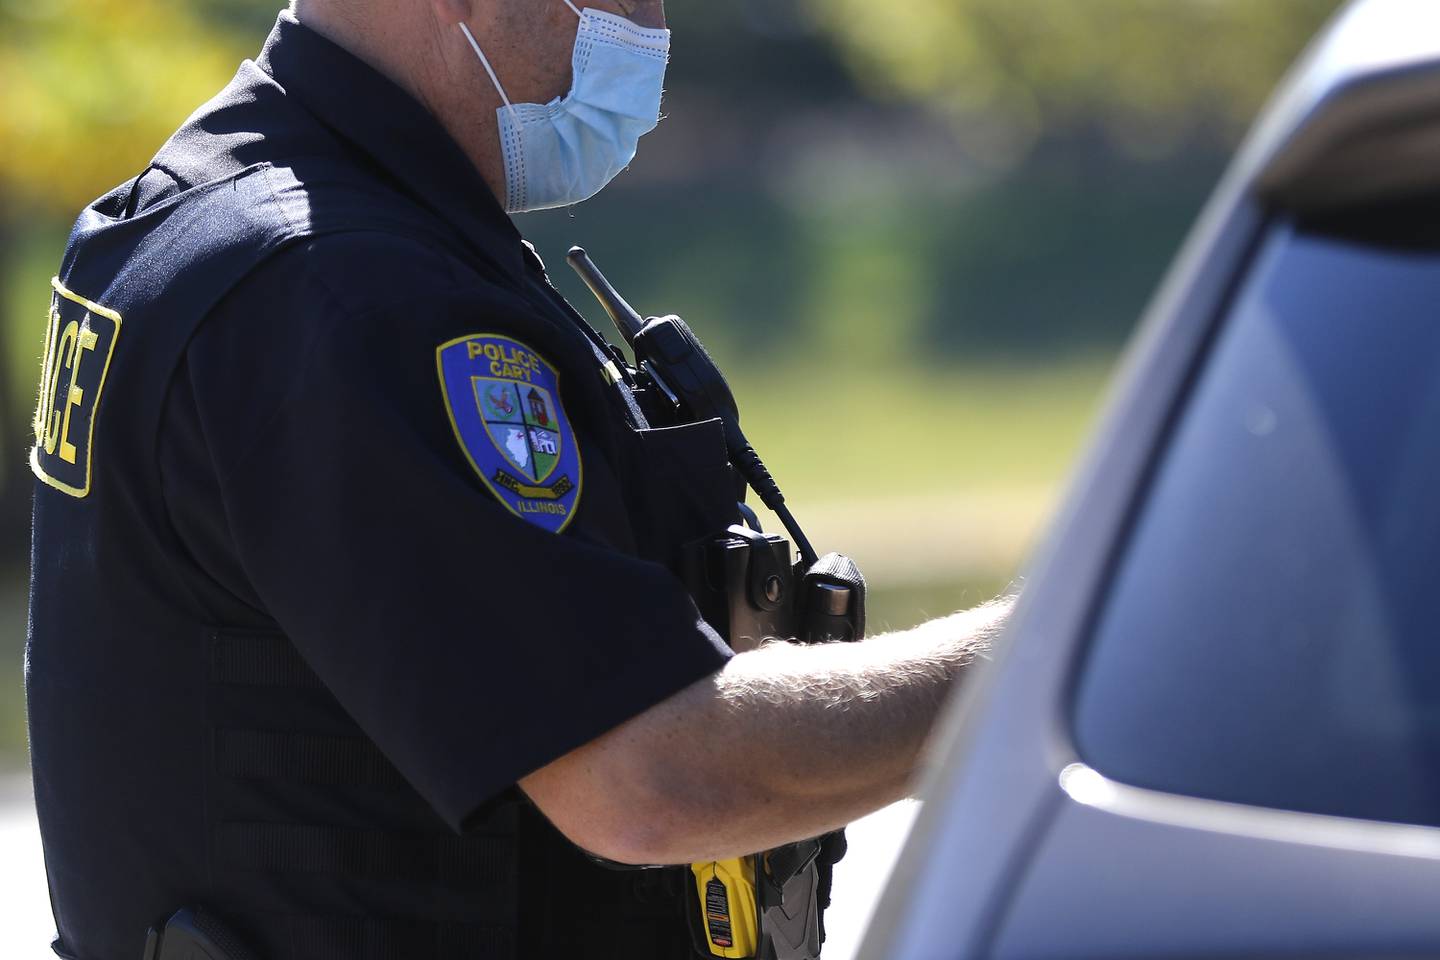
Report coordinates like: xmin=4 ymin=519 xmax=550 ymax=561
xmin=0 ymin=0 xmax=247 ymax=217
xmin=0 ymin=0 xmax=250 ymax=548
xmin=801 ymin=0 xmax=1341 ymax=164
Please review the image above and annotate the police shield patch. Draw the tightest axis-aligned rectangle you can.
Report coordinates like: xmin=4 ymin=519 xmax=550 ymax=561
xmin=437 ymin=334 xmax=582 ymax=532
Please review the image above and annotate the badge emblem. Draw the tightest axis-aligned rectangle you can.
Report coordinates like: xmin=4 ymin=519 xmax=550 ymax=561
xmin=437 ymin=334 xmax=582 ymax=532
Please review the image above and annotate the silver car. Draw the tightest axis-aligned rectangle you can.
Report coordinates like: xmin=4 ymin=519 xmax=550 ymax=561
xmin=861 ymin=1 xmax=1440 ymax=956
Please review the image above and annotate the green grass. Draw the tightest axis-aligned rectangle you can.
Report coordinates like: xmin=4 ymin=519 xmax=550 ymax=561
xmin=866 ymin=575 xmax=1015 ymax=635
xmin=729 ymin=358 xmax=1112 ymax=505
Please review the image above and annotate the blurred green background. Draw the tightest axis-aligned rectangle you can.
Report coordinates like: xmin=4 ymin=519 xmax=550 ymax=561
xmin=0 ymin=0 xmax=1341 ymax=770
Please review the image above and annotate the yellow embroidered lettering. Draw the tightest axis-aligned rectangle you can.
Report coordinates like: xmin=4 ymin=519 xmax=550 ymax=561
xmin=489 ymin=359 xmax=533 ymax=381
xmin=42 ymin=321 xmax=79 ymax=456
xmin=517 ymin=500 xmax=568 ymax=516
xmin=58 ymin=326 xmax=99 ymax=464
xmin=31 ymin=278 xmax=123 ymax=499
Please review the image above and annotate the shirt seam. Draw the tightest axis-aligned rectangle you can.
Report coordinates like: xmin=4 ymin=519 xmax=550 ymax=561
xmin=154 ymin=366 xmax=245 ymax=624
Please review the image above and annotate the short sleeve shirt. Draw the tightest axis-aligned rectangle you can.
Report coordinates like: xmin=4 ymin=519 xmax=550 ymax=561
xmin=151 ymin=14 xmax=733 ymax=832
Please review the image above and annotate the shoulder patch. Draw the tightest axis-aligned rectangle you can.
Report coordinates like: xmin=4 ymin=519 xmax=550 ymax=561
xmin=31 ymin=277 xmax=123 ymax=498
xmin=437 ymin=333 xmax=582 ymax=533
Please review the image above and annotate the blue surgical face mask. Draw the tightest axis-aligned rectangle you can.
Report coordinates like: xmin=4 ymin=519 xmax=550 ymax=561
xmin=460 ymin=2 xmax=670 ymax=214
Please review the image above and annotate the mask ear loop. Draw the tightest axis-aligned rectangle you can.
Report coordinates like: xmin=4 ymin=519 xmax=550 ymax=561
xmin=459 ymin=0 xmax=584 ymax=108
xmin=460 ymin=21 xmax=527 ymax=211
xmin=459 ymin=22 xmax=518 ymax=124
xmin=458 ymin=0 xmax=589 ymax=112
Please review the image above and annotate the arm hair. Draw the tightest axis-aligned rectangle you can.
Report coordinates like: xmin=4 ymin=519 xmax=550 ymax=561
xmin=521 ymin=595 xmax=1012 ymax=864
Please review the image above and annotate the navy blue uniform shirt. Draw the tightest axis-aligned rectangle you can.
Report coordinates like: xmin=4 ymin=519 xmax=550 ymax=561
xmin=159 ymin=11 xmax=734 ymax=830
xmin=27 ymin=12 xmax=737 ymax=956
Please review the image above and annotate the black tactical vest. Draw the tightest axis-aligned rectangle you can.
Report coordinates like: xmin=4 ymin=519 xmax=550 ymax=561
xmin=28 ymin=60 xmax=741 ymax=960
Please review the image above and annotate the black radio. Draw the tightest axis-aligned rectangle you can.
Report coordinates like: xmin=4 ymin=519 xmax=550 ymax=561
xmin=569 ymin=249 xmax=866 ymax=959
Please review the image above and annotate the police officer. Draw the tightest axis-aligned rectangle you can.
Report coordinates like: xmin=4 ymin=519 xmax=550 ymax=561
xmin=26 ymin=0 xmax=1010 ymax=957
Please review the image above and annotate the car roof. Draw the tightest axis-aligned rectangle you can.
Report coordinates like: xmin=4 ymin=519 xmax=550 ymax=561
xmin=1253 ymin=0 xmax=1440 ymax=211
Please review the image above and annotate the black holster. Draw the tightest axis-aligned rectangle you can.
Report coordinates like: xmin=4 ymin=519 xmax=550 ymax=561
xmin=142 ymin=909 xmax=261 ymax=960
xmin=681 ymin=526 xmax=867 ymax=959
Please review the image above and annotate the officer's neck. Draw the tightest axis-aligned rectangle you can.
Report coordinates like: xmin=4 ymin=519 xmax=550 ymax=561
xmin=290 ymin=0 xmax=510 ymax=211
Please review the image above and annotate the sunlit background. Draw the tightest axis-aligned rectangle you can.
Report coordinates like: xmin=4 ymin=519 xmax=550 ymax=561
xmin=0 ymin=0 xmax=1339 ymax=954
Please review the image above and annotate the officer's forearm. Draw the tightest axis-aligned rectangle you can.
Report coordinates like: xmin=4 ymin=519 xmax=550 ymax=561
xmin=674 ymin=596 xmax=1009 ymax=860
xmin=724 ymin=598 xmax=1005 ymax=789
xmin=523 ymin=596 xmax=1011 ymax=865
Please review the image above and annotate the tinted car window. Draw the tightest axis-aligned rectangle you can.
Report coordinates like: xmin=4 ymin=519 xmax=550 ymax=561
xmin=1074 ymin=210 xmax=1440 ymax=827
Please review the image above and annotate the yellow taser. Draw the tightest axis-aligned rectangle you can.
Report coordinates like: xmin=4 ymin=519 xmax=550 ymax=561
xmin=691 ymin=857 xmax=759 ymax=957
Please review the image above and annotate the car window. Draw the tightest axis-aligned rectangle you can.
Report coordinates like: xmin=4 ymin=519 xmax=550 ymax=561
xmin=1073 ymin=204 xmax=1440 ymax=827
